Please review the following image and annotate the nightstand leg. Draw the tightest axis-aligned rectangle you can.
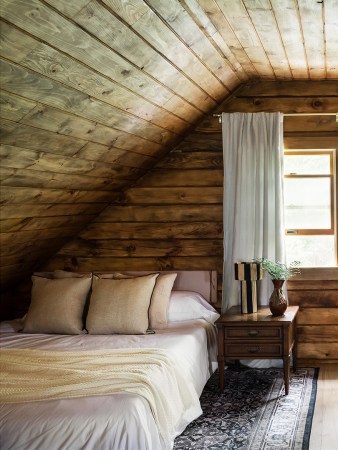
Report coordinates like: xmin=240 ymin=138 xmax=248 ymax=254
xmin=283 ymin=356 xmax=290 ymax=395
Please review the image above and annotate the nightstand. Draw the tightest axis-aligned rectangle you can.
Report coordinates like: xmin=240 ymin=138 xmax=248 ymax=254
xmin=215 ymin=305 xmax=299 ymax=395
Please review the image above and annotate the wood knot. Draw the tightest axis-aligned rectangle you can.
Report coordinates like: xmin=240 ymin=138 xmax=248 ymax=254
xmin=312 ymin=99 xmax=322 ymax=108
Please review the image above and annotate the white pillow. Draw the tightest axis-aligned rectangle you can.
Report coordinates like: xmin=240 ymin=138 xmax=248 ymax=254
xmin=168 ymin=291 xmax=220 ymax=324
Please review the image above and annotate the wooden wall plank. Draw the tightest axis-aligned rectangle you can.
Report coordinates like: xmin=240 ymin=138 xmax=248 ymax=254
xmin=243 ymin=0 xmax=292 ymax=79
xmin=97 ymin=205 xmax=223 ymax=222
xmin=122 ymin=187 xmax=223 ymax=204
xmin=145 ymin=0 xmax=239 ymax=89
xmin=0 ymin=187 xmax=115 ymax=204
xmin=138 ymin=169 xmax=223 ymax=187
xmin=297 ymin=308 xmax=338 ymax=325
xmin=43 ymin=256 xmax=223 ymax=272
xmin=0 ymin=215 xmax=96 ymax=233
xmin=0 ymin=203 xmax=105 ymax=219
xmin=220 ymin=96 xmax=338 ymax=113
xmin=297 ymin=326 xmax=338 ymax=343
xmin=0 ymin=59 xmax=175 ymax=144
xmin=0 ymin=167 xmax=125 ymax=191
xmin=297 ymin=343 xmax=338 ymax=360
xmin=0 ymin=20 xmax=196 ymax=130
xmin=80 ymin=222 xmax=223 ymax=240
xmin=59 ymin=238 xmax=223 ymax=258
xmin=0 ymin=0 xmax=184 ymax=111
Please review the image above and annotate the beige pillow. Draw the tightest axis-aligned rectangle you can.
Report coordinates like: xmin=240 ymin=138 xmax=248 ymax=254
xmin=96 ymin=272 xmax=177 ymax=329
xmin=23 ymin=276 xmax=92 ymax=334
xmin=86 ymin=273 xmax=159 ymax=334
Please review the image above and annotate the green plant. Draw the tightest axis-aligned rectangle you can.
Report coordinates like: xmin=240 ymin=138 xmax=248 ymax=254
xmin=254 ymin=258 xmax=301 ymax=280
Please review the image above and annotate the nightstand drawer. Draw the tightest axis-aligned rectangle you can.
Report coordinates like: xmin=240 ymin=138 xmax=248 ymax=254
xmin=225 ymin=327 xmax=281 ymax=339
xmin=225 ymin=343 xmax=282 ymax=356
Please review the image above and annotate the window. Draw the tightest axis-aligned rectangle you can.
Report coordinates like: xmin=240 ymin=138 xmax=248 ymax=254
xmin=284 ymin=150 xmax=337 ymax=267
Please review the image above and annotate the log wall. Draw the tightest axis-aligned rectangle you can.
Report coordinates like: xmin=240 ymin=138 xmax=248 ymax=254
xmin=4 ymin=81 xmax=338 ymax=366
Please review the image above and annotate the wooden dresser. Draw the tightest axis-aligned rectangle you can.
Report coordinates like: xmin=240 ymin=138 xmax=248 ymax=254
xmin=216 ymin=306 xmax=299 ymax=395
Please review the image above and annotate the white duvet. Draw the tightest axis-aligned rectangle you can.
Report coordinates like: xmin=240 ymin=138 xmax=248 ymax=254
xmin=0 ymin=319 xmax=217 ymax=450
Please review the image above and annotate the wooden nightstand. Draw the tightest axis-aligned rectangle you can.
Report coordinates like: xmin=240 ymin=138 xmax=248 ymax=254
xmin=215 ymin=305 xmax=299 ymax=395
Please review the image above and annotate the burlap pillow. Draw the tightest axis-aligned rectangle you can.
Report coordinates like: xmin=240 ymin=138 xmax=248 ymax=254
xmin=23 ymin=276 xmax=92 ymax=334
xmin=86 ymin=273 xmax=159 ymax=334
xmin=96 ymin=272 xmax=177 ymax=329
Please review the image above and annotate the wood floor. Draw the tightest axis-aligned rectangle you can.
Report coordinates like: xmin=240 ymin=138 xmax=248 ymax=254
xmin=309 ymin=364 xmax=338 ymax=450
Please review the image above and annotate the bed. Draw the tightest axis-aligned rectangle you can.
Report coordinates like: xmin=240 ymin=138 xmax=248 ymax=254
xmin=0 ymin=270 xmax=219 ymax=450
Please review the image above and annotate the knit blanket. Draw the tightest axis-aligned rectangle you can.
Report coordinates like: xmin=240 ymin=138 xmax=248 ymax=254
xmin=0 ymin=347 xmax=201 ymax=450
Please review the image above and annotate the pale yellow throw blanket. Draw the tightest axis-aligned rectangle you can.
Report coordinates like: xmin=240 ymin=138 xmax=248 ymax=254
xmin=0 ymin=348 xmax=200 ymax=449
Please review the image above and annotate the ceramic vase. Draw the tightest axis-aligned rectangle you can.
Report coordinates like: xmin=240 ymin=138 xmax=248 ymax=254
xmin=269 ymin=280 xmax=287 ymax=316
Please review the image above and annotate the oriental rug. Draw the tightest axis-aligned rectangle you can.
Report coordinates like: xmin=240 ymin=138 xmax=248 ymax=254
xmin=174 ymin=367 xmax=318 ymax=450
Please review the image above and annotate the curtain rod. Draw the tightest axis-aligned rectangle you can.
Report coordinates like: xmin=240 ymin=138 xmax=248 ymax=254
xmin=213 ymin=113 xmax=338 ymax=123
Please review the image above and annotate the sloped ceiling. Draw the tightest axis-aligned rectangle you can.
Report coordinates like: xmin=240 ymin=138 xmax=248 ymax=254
xmin=1 ymin=0 xmax=338 ymax=288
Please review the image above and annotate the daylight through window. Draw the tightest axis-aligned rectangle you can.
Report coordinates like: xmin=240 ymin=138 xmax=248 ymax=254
xmin=284 ymin=150 xmax=336 ymax=267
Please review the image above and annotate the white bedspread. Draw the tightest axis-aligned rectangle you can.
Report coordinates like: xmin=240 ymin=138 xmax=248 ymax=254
xmin=0 ymin=319 xmax=217 ymax=450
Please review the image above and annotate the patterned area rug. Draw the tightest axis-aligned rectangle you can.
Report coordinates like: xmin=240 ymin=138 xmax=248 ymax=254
xmin=174 ymin=367 xmax=318 ymax=450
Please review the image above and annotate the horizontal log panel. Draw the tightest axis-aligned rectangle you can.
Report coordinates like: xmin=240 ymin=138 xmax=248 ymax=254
xmin=80 ymin=222 xmax=223 ymax=239
xmin=284 ymin=131 xmax=338 ymax=138
xmin=184 ymin=115 xmax=338 ymax=135
xmin=222 ymin=97 xmax=338 ymax=113
xmin=0 ymin=167 xmax=127 ymax=191
xmin=0 ymin=19 xmax=200 ymax=125
xmin=122 ymin=187 xmax=222 ymax=204
xmin=16 ymin=103 xmax=164 ymax=156
xmin=0 ymin=145 xmax=145 ymax=179
xmin=2 ymin=248 xmax=71 ymax=267
xmin=0 ymin=90 xmax=37 ymax=121
xmin=98 ymin=205 xmax=223 ymax=222
xmin=284 ymin=136 xmax=338 ymax=149
xmin=287 ymin=280 xmax=338 ymax=290
xmin=297 ymin=358 xmax=338 ymax=366
xmin=284 ymin=115 xmax=338 ymax=132
xmin=237 ymin=81 xmax=338 ymax=97
xmin=0 ymin=187 xmax=115 ymax=204
xmin=138 ymin=169 xmax=223 ymax=187
xmin=0 ymin=227 xmax=85 ymax=247
xmin=157 ymin=152 xmax=223 ymax=169
xmin=0 ymin=203 xmax=106 ymax=219
xmin=297 ymin=343 xmax=338 ymax=360
xmin=0 ymin=59 xmax=175 ymax=145
xmin=43 ymin=256 xmax=223 ymax=272
xmin=297 ymin=308 xmax=338 ymax=325
xmin=59 ymin=238 xmax=223 ymax=258
xmin=291 ymin=268 xmax=338 ymax=281
xmin=297 ymin=326 xmax=338 ymax=343
xmin=67 ymin=0 xmax=222 ymax=105
xmin=0 ymin=215 xmax=96 ymax=233
xmin=183 ymin=132 xmax=223 ymax=143
xmin=175 ymin=140 xmax=222 ymax=153
xmin=1 ymin=237 xmax=75 ymax=257
xmin=18 ymin=49 xmax=189 ymax=135
xmin=195 ymin=116 xmax=222 ymax=133
xmin=0 ymin=118 xmax=87 ymax=156
xmin=75 ymin=144 xmax=154 ymax=169
xmin=288 ymin=291 xmax=338 ymax=307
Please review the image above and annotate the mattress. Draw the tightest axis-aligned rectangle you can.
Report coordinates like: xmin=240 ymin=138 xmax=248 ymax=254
xmin=0 ymin=318 xmax=217 ymax=450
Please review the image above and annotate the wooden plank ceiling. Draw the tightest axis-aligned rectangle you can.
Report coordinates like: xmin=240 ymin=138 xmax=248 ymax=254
xmin=0 ymin=0 xmax=338 ymax=288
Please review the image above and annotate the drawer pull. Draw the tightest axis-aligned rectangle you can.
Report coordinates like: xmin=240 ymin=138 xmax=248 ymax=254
xmin=247 ymin=346 xmax=260 ymax=353
xmin=248 ymin=330 xmax=259 ymax=336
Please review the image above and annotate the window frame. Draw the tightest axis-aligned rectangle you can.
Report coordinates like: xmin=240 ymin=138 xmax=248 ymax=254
xmin=284 ymin=149 xmax=337 ymax=267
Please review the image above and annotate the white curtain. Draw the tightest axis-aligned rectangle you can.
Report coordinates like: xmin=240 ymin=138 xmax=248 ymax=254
xmin=222 ymin=112 xmax=285 ymax=313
